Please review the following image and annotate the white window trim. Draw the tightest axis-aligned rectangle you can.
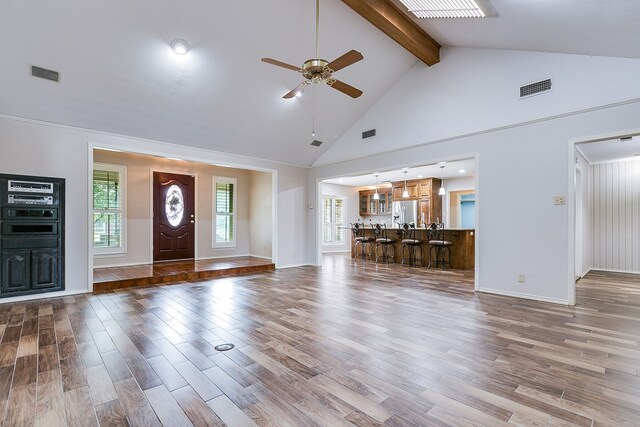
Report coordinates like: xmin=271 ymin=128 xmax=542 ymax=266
xmin=93 ymin=163 xmax=127 ymax=256
xmin=323 ymin=195 xmax=346 ymax=245
xmin=213 ymin=176 xmax=237 ymax=248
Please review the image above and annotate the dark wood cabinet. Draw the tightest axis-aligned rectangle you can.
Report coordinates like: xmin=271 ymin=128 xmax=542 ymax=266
xmin=0 ymin=174 xmax=65 ymax=297
xmin=1 ymin=250 xmax=31 ymax=293
xmin=392 ymin=182 xmax=418 ymax=200
xmin=358 ymin=189 xmax=392 ymax=216
xmin=392 ymin=177 xmax=442 ymax=226
xmin=31 ymin=249 xmax=59 ymax=289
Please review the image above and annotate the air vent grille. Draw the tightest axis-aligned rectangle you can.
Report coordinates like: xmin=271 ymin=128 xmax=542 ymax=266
xmin=310 ymin=140 xmax=323 ymax=147
xmin=520 ymin=79 xmax=551 ymax=98
xmin=31 ymin=65 xmax=60 ymax=82
xmin=362 ymin=129 xmax=376 ymax=139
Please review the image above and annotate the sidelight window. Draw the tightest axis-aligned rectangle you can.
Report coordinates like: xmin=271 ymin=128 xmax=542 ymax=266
xmin=93 ymin=163 xmax=126 ymax=255
xmin=213 ymin=176 xmax=236 ymax=248
xmin=323 ymin=196 xmax=345 ymax=244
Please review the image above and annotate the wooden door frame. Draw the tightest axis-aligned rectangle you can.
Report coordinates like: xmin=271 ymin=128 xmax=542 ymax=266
xmin=149 ymin=168 xmax=199 ymax=263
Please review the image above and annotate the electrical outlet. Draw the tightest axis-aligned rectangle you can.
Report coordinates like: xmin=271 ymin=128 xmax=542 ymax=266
xmin=553 ymin=196 xmax=566 ymax=205
xmin=518 ymin=274 xmax=526 ymax=283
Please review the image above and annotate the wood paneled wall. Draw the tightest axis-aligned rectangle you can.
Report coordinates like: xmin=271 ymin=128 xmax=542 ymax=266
xmin=592 ymin=159 xmax=640 ymax=273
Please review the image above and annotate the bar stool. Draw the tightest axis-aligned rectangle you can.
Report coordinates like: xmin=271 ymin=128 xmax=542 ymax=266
xmin=400 ymin=223 xmax=424 ymax=266
xmin=427 ymin=223 xmax=453 ymax=270
xmin=351 ymin=222 xmax=374 ymax=261
xmin=372 ymin=223 xmax=395 ymax=264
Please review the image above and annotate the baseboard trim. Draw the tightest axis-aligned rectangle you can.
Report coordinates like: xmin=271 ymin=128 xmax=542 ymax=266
xmin=248 ymin=254 xmax=273 ymax=260
xmin=477 ymin=287 xmax=570 ymax=305
xmin=276 ymin=263 xmax=311 ymax=269
xmin=0 ymin=289 xmax=91 ymax=304
xmin=589 ymin=268 xmax=640 ymax=275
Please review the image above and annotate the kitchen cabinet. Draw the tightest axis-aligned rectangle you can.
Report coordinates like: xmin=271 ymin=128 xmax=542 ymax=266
xmin=392 ymin=182 xmax=418 ymax=200
xmin=359 ymin=189 xmax=392 ymax=216
xmin=391 ymin=178 xmax=442 ymax=226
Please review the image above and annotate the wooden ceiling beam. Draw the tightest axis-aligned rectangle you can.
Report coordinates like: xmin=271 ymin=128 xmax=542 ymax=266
xmin=341 ymin=0 xmax=441 ymax=66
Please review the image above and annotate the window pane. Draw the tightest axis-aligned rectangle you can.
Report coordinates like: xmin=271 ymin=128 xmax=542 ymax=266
xmin=323 ymin=198 xmax=332 ymax=224
xmin=324 ymin=224 xmax=333 ymax=243
xmin=336 ymin=226 xmax=344 ymax=242
xmin=215 ymin=181 xmax=235 ymax=244
xmin=216 ymin=214 xmax=234 ymax=243
xmin=93 ymin=212 xmax=121 ymax=248
xmin=335 ymin=199 xmax=344 ymax=224
xmin=93 ymin=170 xmax=120 ymax=210
xmin=216 ymin=183 xmax=234 ymax=213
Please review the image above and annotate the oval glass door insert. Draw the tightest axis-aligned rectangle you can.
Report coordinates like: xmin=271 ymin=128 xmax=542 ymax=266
xmin=165 ymin=185 xmax=184 ymax=226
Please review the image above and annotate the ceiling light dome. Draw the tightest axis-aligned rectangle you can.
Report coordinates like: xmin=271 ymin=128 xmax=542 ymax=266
xmin=170 ymin=38 xmax=190 ymax=55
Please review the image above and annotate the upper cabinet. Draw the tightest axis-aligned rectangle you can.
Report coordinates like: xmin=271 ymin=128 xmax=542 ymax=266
xmin=391 ymin=178 xmax=443 ymax=226
xmin=392 ymin=182 xmax=418 ymax=200
xmin=359 ymin=189 xmax=392 ymax=216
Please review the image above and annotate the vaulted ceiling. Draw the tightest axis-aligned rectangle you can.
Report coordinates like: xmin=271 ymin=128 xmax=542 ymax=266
xmin=1 ymin=0 xmax=638 ymax=167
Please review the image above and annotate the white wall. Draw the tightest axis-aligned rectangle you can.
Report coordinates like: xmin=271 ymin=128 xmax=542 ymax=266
xmin=249 ymin=171 xmax=273 ymax=258
xmin=321 ymin=183 xmax=358 ymax=253
xmin=315 ymin=48 xmax=640 ymax=167
xmin=308 ymin=47 xmax=640 ymax=304
xmin=0 ymin=114 xmax=308 ymax=301
xmin=592 ymin=159 xmax=640 ymax=273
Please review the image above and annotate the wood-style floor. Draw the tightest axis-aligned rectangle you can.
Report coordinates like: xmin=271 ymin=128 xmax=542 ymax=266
xmin=1 ymin=254 xmax=639 ymax=426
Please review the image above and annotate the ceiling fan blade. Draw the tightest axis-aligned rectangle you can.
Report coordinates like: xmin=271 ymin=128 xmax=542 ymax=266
xmin=283 ymin=83 xmax=306 ymax=99
xmin=327 ymin=50 xmax=363 ymax=72
xmin=261 ymin=58 xmax=301 ymax=72
xmin=329 ymin=80 xmax=363 ymax=98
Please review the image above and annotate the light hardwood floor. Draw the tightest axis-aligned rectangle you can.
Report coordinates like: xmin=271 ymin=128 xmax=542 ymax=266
xmin=0 ymin=254 xmax=639 ymax=426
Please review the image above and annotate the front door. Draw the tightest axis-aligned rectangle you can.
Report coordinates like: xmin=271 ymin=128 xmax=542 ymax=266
xmin=153 ymin=172 xmax=195 ymax=261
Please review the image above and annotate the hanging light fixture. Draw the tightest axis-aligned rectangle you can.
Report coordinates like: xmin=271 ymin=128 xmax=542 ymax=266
xmin=402 ymin=169 xmax=409 ymax=198
xmin=373 ymin=173 xmax=380 ymax=200
xmin=438 ymin=165 xmax=446 ymax=196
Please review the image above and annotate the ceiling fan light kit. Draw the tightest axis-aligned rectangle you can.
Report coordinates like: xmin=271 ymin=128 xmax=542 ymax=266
xmin=261 ymin=0 xmax=364 ymax=99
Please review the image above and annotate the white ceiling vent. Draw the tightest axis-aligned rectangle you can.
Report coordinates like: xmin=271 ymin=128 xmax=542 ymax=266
xmin=362 ymin=129 xmax=376 ymax=140
xmin=520 ymin=79 xmax=552 ymax=98
xmin=30 ymin=65 xmax=60 ymax=82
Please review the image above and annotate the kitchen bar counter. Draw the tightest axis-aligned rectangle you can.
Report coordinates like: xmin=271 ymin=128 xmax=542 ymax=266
xmin=350 ymin=227 xmax=475 ymax=270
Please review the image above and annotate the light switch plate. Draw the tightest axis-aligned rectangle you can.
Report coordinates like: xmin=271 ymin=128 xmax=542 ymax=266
xmin=553 ymin=196 xmax=566 ymax=205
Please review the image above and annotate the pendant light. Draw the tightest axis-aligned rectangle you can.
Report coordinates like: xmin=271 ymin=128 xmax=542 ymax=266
xmin=373 ymin=173 xmax=380 ymax=200
xmin=438 ymin=165 xmax=446 ymax=196
xmin=402 ymin=169 xmax=409 ymax=198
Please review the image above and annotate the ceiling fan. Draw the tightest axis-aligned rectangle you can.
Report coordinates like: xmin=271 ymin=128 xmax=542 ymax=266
xmin=261 ymin=0 xmax=364 ymax=99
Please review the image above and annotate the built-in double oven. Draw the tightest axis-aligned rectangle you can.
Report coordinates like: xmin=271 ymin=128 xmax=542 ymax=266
xmin=0 ymin=174 xmax=65 ymax=296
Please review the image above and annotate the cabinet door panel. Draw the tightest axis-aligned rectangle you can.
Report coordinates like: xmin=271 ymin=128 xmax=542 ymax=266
xmin=1 ymin=251 xmax=31 ymax=293
xmin=31 ymin=249 xmax=59 ymax=289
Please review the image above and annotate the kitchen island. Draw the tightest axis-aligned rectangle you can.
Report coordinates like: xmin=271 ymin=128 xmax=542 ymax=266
xmin=350 ymin=227 xmax=475 ymax=270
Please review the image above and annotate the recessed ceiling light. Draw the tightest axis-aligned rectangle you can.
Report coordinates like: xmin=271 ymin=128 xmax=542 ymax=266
xmin=339 ymin=179 xmax=344 ymax=183
xmin=399 ymin=0 xmax=490 ymax=19
xmin=170 ymin=38 xmax=190 ymax=55
xmin=438 ymin=161 xmax=446 ymax=165
xmin=417 ymin=175 xmax=423 ymax=178
xmin=459 ymin=169 xmax=466 ymax=174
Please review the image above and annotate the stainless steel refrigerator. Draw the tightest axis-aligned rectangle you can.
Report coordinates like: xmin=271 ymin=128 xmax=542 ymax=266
xmin=392 ymin=200 xmax=418 ymax=228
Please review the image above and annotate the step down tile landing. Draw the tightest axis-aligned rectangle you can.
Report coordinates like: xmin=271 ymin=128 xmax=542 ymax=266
xmin=93 ymin=257 xmax=274 ymax=292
